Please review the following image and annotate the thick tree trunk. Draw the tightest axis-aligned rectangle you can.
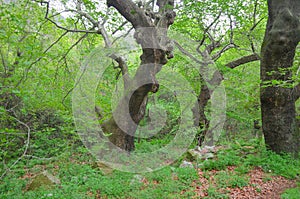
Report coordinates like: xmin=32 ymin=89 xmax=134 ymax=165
xmin=260 ymin=0 xmax=300 ymax=155
xmin=103 ymin=0 xmax=175 ymax=151
xmin=102 ymin=49 xmax=164 ymax=151
xmin=101 ymin=95 xmax=148 ymax=151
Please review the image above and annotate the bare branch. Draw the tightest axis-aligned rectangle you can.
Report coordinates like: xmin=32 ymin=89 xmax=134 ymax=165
xmin=112 ymin=21 xmax=129 ymax=35
xmin=15 ymin=31 xmax=70 ymax=87
xmin=34 ymin=0 xmax=98 ymax=34
xmin=112 ymin=27 xmax=134 ymax=45
xmin=45 ymin=17 xmax=97 ymax=33
xmin=0 ymin=113 xmax=31 ymax=180
xmin=247 ymin=17 xmax=265 ymax=54
xmin=24 ymin=155 xmax=52 ymax=160
xmin=174 ymin=41 xmax=205 ymax=65
xmin=44 ymin=31 xmax=69 ymax=54
xmin=246 ymin=2 xmax=265 ymax=54
xmin=98 ymin=23 xmax=112 ymax=48
xmin=253 ymin=0 xmax=258 ymax=26
xmin=96 ymin=18 xmax=131 ymax=88
xmin=228 ymin=15 xmax=234 ymax=44
xmin=110 ymin=54 xmax=131 ymax=89
xmin=204 ymin=32 xmax=222 ymax=54
xmin=202 ymin=14 xmax=236 ymax=59
xmin=211 ymin=43 xmax=236 ymax=61
xmin=107 ymin=0 xmax=152 ymax=28
xmin=225 ymin=53 xmax=260 ymax=69
xmin=250 ymin=17 xmax=264 ymax=32
xmin=16 ymin=29 xmax=90 ymax=87
xmin=55 ymin=9 xmax=98 ymax=27
xmin=197 ymin=10 xmax=222 ymax=53
xmin=58 ymin=33 xmax=88 ymax=63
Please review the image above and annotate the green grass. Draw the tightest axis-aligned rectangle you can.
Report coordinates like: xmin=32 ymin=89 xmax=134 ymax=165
xmin=0 ymin=148 xmax=199 ymax=199
xmin=198 ymin=140 xmax=300 ymax=179
xmin=214 ymin=171 xmax=249 ymax=188
xmin=1 ymin=139 xmax=299 ymax=198
xmin=206 ymin=187 xmax=229 ymax=199
xmin=281 ymin=186 xmax=300 ymax=199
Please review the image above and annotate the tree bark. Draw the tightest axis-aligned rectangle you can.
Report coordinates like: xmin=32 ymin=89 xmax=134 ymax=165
xmin=225 ymin=53 xmax=260 ymax=69
xmin=194 ymin=53 xmax=260 ymax=146
xmin=295 ymin=84 xmax=300 ymax=100
xmin=103 ymin=0 xmax=175 ymax=151
xmin=260 ymin=0 xmax=300 ymax=155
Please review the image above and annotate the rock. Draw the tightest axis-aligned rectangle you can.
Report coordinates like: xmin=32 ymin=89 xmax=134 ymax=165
xmin=203 ymin=152 xmax=214 ymax=159
xmin=170 ymin=167 xmax=176 ymax=172
xmin=186 ymin=145 xmax=217 ymax=162
xmin=96 ymin=161 xmax=114 ymax=175
xmin=201 ymin=145 xmax=216 ymax=153
xmin=171 ymin=172 xmax=179 ymax=180
xmin=130 ymin=174 xmax=144 ymax=185
xmin=187 ymin=149 xmax=203 ymax=161
xmin=26 ymin=171 xmax=60 ymax=191
xmin=145 ymin=167 xmax=153 ymax=172
xmin=179 ymin=160 xmax=194 ymax=168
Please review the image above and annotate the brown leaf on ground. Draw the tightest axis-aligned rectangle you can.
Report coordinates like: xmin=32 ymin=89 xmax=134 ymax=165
xmin=193 ymin=166 xmax=297 ymax=199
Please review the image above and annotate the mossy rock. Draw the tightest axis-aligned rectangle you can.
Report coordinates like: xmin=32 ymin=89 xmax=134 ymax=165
xmin=26 ymin=171 xmax=60 ymax=191
xmin=186 ymin=149 xmax=203 ymax=161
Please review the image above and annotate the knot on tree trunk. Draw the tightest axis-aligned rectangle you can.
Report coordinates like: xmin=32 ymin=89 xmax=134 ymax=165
xmin=165 ymin=11 xmax=176 ymax=25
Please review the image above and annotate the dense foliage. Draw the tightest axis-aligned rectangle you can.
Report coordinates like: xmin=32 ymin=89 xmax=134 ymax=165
xmin=0 ymin=0 xmax=299 ymax=198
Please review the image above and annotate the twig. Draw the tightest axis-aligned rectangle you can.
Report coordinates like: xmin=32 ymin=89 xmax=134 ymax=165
xmin=62 ymin=62 xmax=87 ymax=108
xmin=0 ymin=48 xmax=8 ymax=76
xmin=112 ymin=27 xmax=134 ymax=45
xmin=197 ymin=10 xmax=223 ymax=53
xmin=24 ymin=155 xmax=52 ymax=160
xmin=34 ymin=1 xmax=98 ymax=34
xmin=58 ymin=33 xmax=89 ymax=63
xmin=0 ymin=115 xmax=31 ymax=180
xmin=173 ymin=41 xmax=205 ymax=65
xmin=15 ymin=31 xmax=70 ymax=87
xmin=44 ymin=31 xmax=69 ymax=54
xmin=112 ymin=21 xmax=129 ymax=35
xmin=211 ymin=43 xmax=236 ymax=61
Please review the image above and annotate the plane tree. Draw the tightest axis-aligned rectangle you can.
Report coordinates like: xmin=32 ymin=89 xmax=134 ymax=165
xmin=260 ymin=0 xmax=300 ymax=155
xmin=34 ymin=0 xmax=177 ymax=151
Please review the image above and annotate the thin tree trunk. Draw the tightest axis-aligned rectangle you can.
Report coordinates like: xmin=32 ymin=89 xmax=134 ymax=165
xmin=194 ymin=77 xmax=211 ymax=145
xmin=194 ymin=54 xmax=260 ymax=146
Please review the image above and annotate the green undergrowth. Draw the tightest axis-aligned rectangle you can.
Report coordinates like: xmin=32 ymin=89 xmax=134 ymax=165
xmin=0 ymin=139 xmax=299 ymax=199
xmin=281 ymin=185 xmax=300 ymax=199
xmin=201 ymin=139 xmax=300 ymax=179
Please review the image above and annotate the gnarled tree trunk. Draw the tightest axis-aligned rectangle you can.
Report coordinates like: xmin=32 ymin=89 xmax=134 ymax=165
xmin=102 ymin=0 xmax=176 ymax=151
xmin=260 ymin=0 xmax=300 ymax=155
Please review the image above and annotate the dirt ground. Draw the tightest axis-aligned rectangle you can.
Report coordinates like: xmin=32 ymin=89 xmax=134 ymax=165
xmin=194 ymin=166 xmax=297 ymax=199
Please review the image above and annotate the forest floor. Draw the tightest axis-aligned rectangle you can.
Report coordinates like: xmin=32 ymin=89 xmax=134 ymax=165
xmin=194 ymin=166 xmax=297 ymax=198
xmin=1 ymin=140 xmax=299 ymax=198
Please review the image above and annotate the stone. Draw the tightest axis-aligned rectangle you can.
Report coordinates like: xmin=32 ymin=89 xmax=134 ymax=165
xmin=187 ymin=149 xmax=203 ymax=161
xmin=203 ymin=152 xmax=214 ymax=159
xmin=96 ymin=161 xmax=114 ymax=175
xmin=179 ymin=160 xmax=194 ymax=168
xmin=130 ymin=174 xmax=144 ymax=185
xmin=26 ymin=171 xmax=60 ymax=191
